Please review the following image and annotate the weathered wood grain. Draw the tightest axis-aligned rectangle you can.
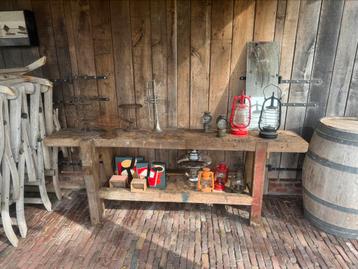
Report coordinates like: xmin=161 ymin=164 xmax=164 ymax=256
xmin=45 ymin=128 xmax=308 ymax=153
xmin=177 ymin=0 xmax=191 ymax=129
xmin=303 ymin=0 xmax=345 ymax=140
xmin=190 ymin=0 xmax=211 ymax=128
xmin=326 ymin=1 xmax=358 ymax=117
xmin=254 ymin=0 xmax=277 ymax=42
xmin=280 ymin=0 xmax=321 ymax=179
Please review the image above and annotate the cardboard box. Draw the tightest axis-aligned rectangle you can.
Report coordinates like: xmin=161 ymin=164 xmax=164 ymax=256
xmin=130 ymin=178 xmax=147 ymax=193
xmin=109 ymin=175 xmax=128 ymax=188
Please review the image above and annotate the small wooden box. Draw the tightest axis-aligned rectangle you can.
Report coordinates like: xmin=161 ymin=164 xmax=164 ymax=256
xmin=130 ymin=178 xmax=147 ymax=193
xmin=109 ymin=175 xmax=128 ymax=188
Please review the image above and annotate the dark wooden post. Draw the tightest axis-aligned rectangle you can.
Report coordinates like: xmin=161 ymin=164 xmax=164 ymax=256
xmin=79 ymin=140 xmax=104 ymax=225
xmin=250 ymin=142 xmax=268 ymax=226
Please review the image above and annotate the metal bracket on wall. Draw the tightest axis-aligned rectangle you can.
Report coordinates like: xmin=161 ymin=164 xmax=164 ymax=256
xmin=55 ymin=96 xmax=110 ymax=105
xmin=278 ymin=76 xmax=322 ymax=85
xmin=282 ymin=103 xmax=318 ymax=107
xmin=52 ymin=75 xmax=107 ymax=85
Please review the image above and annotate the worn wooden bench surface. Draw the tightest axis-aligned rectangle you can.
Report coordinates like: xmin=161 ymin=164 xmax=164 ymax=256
xmin=45 ymin=128 xmax=308 ymax=153
xmin=44 ymin=128 xmax=308 ymax=226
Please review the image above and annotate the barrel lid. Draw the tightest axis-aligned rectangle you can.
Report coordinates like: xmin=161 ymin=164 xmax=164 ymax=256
xmin=320 ymin=117 xmax=358 ymax=134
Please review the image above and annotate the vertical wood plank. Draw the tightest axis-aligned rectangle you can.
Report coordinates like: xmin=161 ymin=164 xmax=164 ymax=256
xmin=254 ymin=0 xmax=278 ymax=42
xmin=250 ymin=143 xmax=268 ymax=226
xmin=167 ymin=0 xmax=178 ymax=168
xmin=269 ymin=0 xmax=300 ymax=181
xmin=50 ymin=0 xmax=77 ymax=128
xmin=130 ymin=0 xmax=155 ymax=161
xmin=209 ymin=0 xmax=233 ymax=166
xmin=345 ymin=49 xmax=358 ymax=117
xmin=90 ymin=0 xmax=119 ymax=177
xmin=302 ymin=0 xmax=345 ymax=140
xmin=326 ymin=1 xmax=358 ymax=117
xmin=177 ymin=0 xmax=191 ymax=129
xmin=280 ymin=0 xmax=322 ymax=178
xmin=190 ymin=0 xmax=211 ymax=129
xmin=226 ymin=0 xmax=255 ymax=170
xmin=79 ymin=141 xmax=104 ymax=225
xmin=90 ymin=0 xmax=119 ymax=128
xmin=110 ymin=0 xmax=137 ymax=157
xmin=151 ymin=0 xmax=169 ymax=165
xmin=110 ymin=0 xmax=136 ymax=126
xmin=70 ymin=0 xmax=100 ymax=127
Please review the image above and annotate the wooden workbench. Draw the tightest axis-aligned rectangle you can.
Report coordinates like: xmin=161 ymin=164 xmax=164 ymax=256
xmin=45 ymin=128 xmax=308 ymax=226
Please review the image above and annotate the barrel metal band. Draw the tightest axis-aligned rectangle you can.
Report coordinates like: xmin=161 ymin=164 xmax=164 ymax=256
xmin=307 ymin=150 xmax=358 ymax=174
xmin=304 ymin=209 xmax=358 ymax=239
xmin=303 ymin=187 xmax=358 ymax=215
xmin=316 ymin=128 xmax=358 ymax=147
xmin=317 ymin=123 xmax=358 ymax=146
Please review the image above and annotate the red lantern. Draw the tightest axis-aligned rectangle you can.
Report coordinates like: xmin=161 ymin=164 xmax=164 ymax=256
xmin=214 ymin=163 xmax=229 ymax=191
xmin=229 ymin=92 xmax=251 ymax=136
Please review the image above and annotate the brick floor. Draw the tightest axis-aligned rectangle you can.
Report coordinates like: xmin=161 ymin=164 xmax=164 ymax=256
xmin=0 ymin=191 xmax=357 ymax=268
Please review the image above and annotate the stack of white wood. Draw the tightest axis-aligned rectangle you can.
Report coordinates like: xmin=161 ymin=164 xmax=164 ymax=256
xmin=0 ymin=57 xmax=62 ymax=247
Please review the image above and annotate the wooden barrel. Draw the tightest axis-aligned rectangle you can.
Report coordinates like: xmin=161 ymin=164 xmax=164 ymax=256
xmin=302 ymin=117 xmax=358 ymax=239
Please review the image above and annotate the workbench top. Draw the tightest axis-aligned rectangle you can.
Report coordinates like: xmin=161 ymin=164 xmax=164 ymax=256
xmin=45 ymin=128 xmax=308 ymax=153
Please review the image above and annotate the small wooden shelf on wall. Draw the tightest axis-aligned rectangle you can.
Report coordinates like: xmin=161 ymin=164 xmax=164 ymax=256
xmin=99 ymin=177 xmax=252 ymax=206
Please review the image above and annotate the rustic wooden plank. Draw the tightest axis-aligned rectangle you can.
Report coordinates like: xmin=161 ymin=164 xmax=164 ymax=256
xmin=325 ymin=1 xmax=358 ymax=117
xmin=70 ymin=0 xmax=100 ymax=128
xmin=166 ymin=0 xmax=178 ymax=168
xmin=45 ymin=128 xmax=308 ymax=154
xmin=254 ymin=0 xmax=278 ymax=42
xmin=109 ymin=0 xmax=138 ymax=159
xmin=79 ymin=141 xmax=104 ymax=225
xmin=99 ymin=188 xmax=252 ymax=206
xmin=50 ymin=0 xmax=77 ymax=128
xmin=345 ymin=50 xmax=358 ymax=117
xmin=130 ymin=0 xmax=155 ymax=162
xmin=190 ymin=0 xmax=211 ymax=128
xmin=250 ymin=143 xmax=268 ymax=225
xmin=177 ymin=0 xmax=190 ymax=129
xmin=226 ymin=0 xmax=255 ymax=169
xmin=209 ymin=0 xmax=233 ymax=167
xmin=150 ymin=0 xmax=169 ymax=165
xmin=90 ymin=0 xmax=119 ymax=128
xmin=279 ymin=0 xmax=322 ymax=178
xmin=269 ymin=0 xmax=300 ymax=180
xmin=303 ymin=0 xmax=345 ymax=140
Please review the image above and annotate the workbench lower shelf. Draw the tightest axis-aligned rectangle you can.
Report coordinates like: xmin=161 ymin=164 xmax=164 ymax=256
xmin=99 ymin=177 xmax=252 ymax=206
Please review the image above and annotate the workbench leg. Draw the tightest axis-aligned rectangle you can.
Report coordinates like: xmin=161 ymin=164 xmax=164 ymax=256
xmin=80 ymin=141 xmax=104 ymax=225
xmin=250 ymin=143 xmax=268 ymax=226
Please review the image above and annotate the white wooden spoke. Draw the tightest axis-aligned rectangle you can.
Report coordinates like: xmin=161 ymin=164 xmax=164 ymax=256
xmin=0 ymin=56 xmax=46 ymax=75
xmin=0 ymin=96 xmax=4 ymax=165
xmin=39 ymin=96 xmax=51 ymax=170
xmin=3 ymin=100 xmax=20 ymax=201
xmin=16 ymin=151 xmax=27 ymax=238
xmin=51 ymin=147 xmax=62 ymax=200
xmin=44 ymin=86 xmax=54 ymax=136
xmin=36 ymin=141 xmax=52 ymax=211
xmin=30 ymin=84 xmax=40 ymax=150
xmin=9 ymin=86 xmax=22 ymax=162
xmin=1 ymin=162 xmax=19 ymax=247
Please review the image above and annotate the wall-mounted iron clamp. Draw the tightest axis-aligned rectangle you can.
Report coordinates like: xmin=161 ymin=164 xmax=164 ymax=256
xmin=52 ymin=75 xmax=107 ymax=85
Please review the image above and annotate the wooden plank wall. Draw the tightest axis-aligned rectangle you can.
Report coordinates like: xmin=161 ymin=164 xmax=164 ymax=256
xmin=1 ymin=0 xmax=358 ymax=192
